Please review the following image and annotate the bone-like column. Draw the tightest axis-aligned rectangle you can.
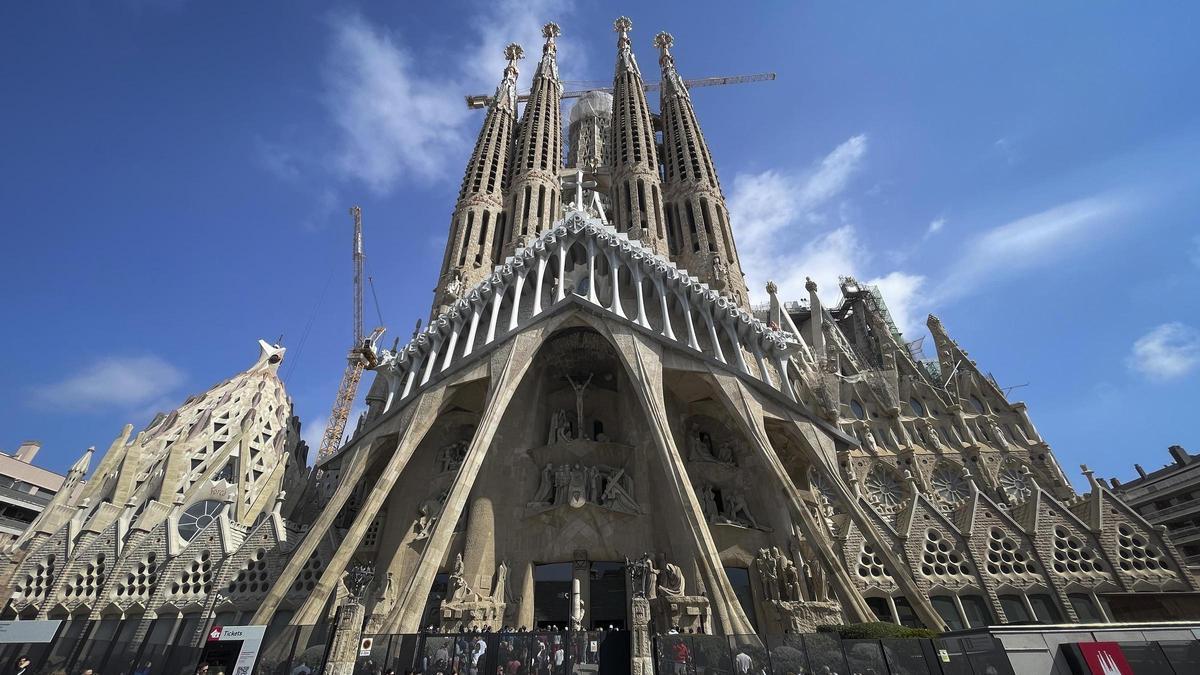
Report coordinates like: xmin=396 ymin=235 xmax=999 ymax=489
xmin=251 ymin=439 xmax=377 ymax=624
xmin=463 ymin=498 xmax=497 ymax=594
xmin=608 ymin=324 xmax=754 ymax=634
xmin=706 ymin=370 xmax=874 ymax=623
xmin=288 ymin=390 xmax=447 ymax=625
xmin=385 ymin=330 xmax=545 ymax=632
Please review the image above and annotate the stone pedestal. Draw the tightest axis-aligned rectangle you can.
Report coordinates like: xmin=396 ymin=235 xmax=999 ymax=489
xmin=325 ymin=601 xmax=366 ymax=675
xmin=653 ymin=595 xmax=710 ymax=634
xmin=765 ymin=599 xmax=843 ymax=633
xmin=439 ymin=597 xmax=506 ymax=632
xmin=631 ymin=596 xmax=653 ymax=675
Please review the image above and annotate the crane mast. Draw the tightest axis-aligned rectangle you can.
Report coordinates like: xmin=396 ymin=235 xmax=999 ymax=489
xmin=316 ymin=206 xmax=384 ymax=464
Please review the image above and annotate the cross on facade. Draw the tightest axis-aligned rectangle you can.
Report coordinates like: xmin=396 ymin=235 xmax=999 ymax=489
xmin=561 ymin=168 xmax=598 ymax=212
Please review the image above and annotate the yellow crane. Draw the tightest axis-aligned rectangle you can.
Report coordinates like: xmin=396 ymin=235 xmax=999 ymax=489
xmin=316 ymin=206 xmax=385 ymax=463
xmin=463 ymin=72 xmax=776 ymax=109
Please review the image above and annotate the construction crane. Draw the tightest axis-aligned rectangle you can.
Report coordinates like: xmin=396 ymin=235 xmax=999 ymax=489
xmin=464 ymin=72 xmax=776 ymax=109
xmin=316 ymin=206 xmax=386 ymax=463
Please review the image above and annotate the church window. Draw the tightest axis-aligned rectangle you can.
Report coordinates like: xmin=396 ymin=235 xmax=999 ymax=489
xmin=857 ymin=543 xmax=892 ymax=580
xmin=458 ymin=212 xmax=474 ymax=266
xmin=1116 ymin=524 xmax=1173 ymax=579
xmin=292 ymin=552 xmax=324 ymax=593
xmin=699 ymin=198 xmax=717 ymax=252
xmin=521 ymin=186 xmax=532 ymax=234
xmin=998 ymin=594 xmax=1030 ymax=622
xmin=1069 ymin=593 xmax=1105 ymax=622
xmin=115 ymin=552 xmax=158 ymax=600
xmin=653 ymin=185 xmax=664 ymax=240
xmin=15 ymin=554 xmax=56 ymax=603
xmin=1028 ymin=594 xmax=1063 ymax=623
xmin=624 ymin=181 xmax=634 ymax=232
xmin=65 ymin=553 xmax=106 ymax=600
xmin=920 ymin=529 xmax=973 ymax=582
xmin=931 ymin=596 xmax=964 ymax=630
xmin=998 ymin=465 xmax=1034 ymax=503
xmin=985 ymin=528 xmax=1039 ymax=580
xmin=850 ymin=399 xmax=867 ymax=420
xmin=178 ymin=500 xmax=224 ymax=542
xmin=969 ymin=396 xmax=987 ymax=414
xmin=716 ymin=208 xmax=733 ymax=260
xmin=171 ymin=550 xmax=213 ymax=597
xmin=1051 ymin=525 xmax=1105 ymax=578
xmin=864 ymin=465 xmax=907 ymax=513
xmin=228 ymin=548 xmax=271 ymax=595
xmin=930 ymin=464 xmax=970 ymax=506
xmin=685 ymin=201 xmax=700 ymax=252
xmin=665 ymin=203 xmax=680 ymax=255
xmin=637 ymin=179 xmax=648 ymax=233
xmin=909 ymin=398 xmax=926 ymax=417
xmin=866 ymin=596 xmax=892 ymax=622
xmin=960 ymin=595 xmax=993 ymax=627
xmin=476 ymin=211 xmax=490 ymax=266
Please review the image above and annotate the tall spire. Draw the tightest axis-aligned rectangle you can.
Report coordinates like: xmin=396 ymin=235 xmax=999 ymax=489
xmin=499 ymin=23 xmax=564 ymax=256
xmin=608 ymin=17 xmax=668 ymax=255
xmin=656 ymin=31 xmax=749 ymax=308
xmin=432 ymin=44 xmax=524 ymax=315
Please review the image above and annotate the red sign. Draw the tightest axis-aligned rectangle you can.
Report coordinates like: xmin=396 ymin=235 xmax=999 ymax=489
xmin=208 ymin=625 xmax=223 ymax=642
xmin=1077 ymin=642 xmax=1133 ymax=675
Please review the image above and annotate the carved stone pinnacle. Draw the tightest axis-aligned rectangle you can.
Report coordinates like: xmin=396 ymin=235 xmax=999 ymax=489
xmin=765 ymin=280 xmax=778 ymax=295
xmin=805 ymin=276 xmax=818 ymax=293
xmin=543 ymin=22 xmax=561 ymax=40
xmin=614 ymin=16 xmax=632 ymax=34
xmin=504 ymin=43 xmax=525 ymax=63
xmin=653 ymin=31 xmax=673 ymax=50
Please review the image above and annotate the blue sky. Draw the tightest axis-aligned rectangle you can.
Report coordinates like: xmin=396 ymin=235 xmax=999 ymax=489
xmin=2 ymin=1 xmax=1197 ymax=488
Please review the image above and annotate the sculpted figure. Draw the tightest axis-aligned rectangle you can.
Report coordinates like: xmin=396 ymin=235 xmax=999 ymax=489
xmin=920 ymin=419 xmax=944 ymax=450
xmin=862 ymin=426 xmax=879 ymax=452
xmin=600 ymin=467 xmax=640 ymax=513
xmin=657 ymin=557 xmax=686 ymax=597
xmin=531 ymin=463 xmax=554 ymax=505
xmin=554 ymin=463 xmax=570 ymax=505
xmin=699 ymin=484 xmax=718 ymax=521
xmin=641 ymin=552 xmax=660 ymax=599
xmin=715 ymin=438 xmax=737 ymax=465
xmin=688 ymin=424 xmax=716 ymax=462
xmin=988 ymin=418 xmax=1011 ymax=449
xmin=413 ymin=499 xmax=440 ymax=539
xmin=549 ymin=409 xmax=573 ymax=444
xmin=756 ymin=548 xmax=780 ymax=601
xmin=726 ymin=491 xmax=761 ymax=529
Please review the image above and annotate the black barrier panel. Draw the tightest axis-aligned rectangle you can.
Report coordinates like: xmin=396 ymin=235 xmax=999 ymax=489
xmin=1116 ymin=641 xmax=1176 ymax=673
xmin=802 ymin=633 xmax=847 ymax=675
xmin=880 ymin=639 xmax=933 ymax=675
xmin=692 ymin=634 xmax=734 ymax=675
xmin=729 ymin=635 xmax=771 ymax=675
xmin=1159 ymin=640 xmax=1200 ymax=673
xmin=656 ymin=635 xmax=693 ymax=675
xmin=764 ymin=634 xmax=809 ymax=674
xmin=843 ymin=639 xmax=887 ymax=674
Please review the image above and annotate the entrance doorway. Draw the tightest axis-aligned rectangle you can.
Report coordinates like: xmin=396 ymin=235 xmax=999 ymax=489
xmin=534 ymin=562 xmax=572 ymax=628
xmin=589 ymin=562 xmax=627 ymax=629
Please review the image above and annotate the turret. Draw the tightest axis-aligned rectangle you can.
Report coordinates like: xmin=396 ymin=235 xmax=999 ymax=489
xmin=655 ymin=31 xmax=748 ymax=307
xmin=433 ymin=44 xmax=524 ymax=315
xmin=608 ymin=17 xmax=668 ymax=254
xmin=500 ymin=23 xmax=564 ymax=255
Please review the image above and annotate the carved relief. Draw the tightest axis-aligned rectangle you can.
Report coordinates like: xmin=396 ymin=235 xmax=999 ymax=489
xmin=697 ymin=482 xmax=767 ymax=530
xmin=528 ymin=463 xmax=640 ymax=514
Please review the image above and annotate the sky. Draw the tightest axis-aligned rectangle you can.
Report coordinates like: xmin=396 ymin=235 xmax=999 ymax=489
xmin=1 ymin=1 xmax=1198 ymax=489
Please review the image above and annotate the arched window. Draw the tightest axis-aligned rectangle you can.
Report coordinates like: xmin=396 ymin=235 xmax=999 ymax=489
xmin=179 ymin=500 xmax=224 ymax=542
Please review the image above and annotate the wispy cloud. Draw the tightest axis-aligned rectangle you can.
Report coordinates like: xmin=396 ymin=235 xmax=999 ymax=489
xmin=730 ymin=134 xmax=869 ymax=298
xmin=933 ymin=194 xmax=1129 ymax=302
xmin=925 ymin=217 xmax=946 ymax=237
xmin=865 ymin=271 xmax=927 ymax=338
xmin=318 ymin=1 xmax=575 ymax=194
xmin=323 ymin=12 xmax=472 ymax=190
xmin=32 ymin=356 xmax=185 ymax=411
xmin=1127 ymin=323 xmax=1200 ymax=381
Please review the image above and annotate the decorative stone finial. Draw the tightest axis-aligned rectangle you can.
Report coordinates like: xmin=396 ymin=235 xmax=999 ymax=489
xmin=804 ymin=276 xmax=818 ymax=293
xmin=543 ymin=22 xmax=561 ymax=40
xmin=614 ymin=16 xmax=632 ymax=35
xmin=927 ymin=313 xmax=942 ymax=327
xmin=765 ymin=280 xmax=778 ymax=295
xmin=504 ymin=43 xmax=525 ymax=66
xmin=653 ymin=31 xmax=674 ymax=51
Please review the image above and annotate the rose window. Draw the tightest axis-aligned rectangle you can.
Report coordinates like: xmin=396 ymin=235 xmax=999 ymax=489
xmin=863 ymin=465 xmax=907 ymax=513
xmin=997 ymin=466 xmax=1033 ymax=504
xmin=931 ymin=465 xmax=970 ymax=506
xmin=179 ymin=500 xmax=224 ymax=542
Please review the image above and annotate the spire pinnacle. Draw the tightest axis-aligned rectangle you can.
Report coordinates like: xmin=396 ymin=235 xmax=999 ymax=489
xmin=654 ymin=31 xmax=674 ymax=66
xmin=614 ymin=16 xmax=632 ymax=38
xmin=504 ymin=43 xmax=524 ymax=70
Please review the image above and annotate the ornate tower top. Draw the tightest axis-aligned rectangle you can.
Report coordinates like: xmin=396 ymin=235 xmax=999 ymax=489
xmin=654 ymin=31 xmax=674 ymax=62
xmin=504 ymin=42 xmax=524 ymax=68
xmin=654 ymin=31 xmax=688 ymax=99
xmin=614 ymin=16 xmax=638 ymax=72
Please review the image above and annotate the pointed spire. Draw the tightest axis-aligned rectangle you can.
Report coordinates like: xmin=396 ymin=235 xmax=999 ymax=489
xmin=67 ymin=446 xmax=94 ymax=480
xmin=655 ymin=30 xmax=749 ymax=308
xmin=502 ymin=22 xmax=564 ymax=252
xmin=607 ymin=17 xmax=667 ymax=254
xmin=432 ymin=45 xmax=524 ymax=314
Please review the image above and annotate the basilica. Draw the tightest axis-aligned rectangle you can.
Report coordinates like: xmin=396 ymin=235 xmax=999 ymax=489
xmin=3 ymin=16 xmax=1195 ymax=653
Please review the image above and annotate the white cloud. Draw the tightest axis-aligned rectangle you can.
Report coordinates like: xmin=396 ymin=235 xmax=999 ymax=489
xmin=320 ymin=1 xmax=574 ymax=194
xmin=865 ymin=271 xmax=927 ymax=338
xmin=32 ymin=356 xmax=185 ymax=411
xmin=934 ymin=195 xmax=1126 ymax=302
xmin=730 ymin=135 xmax=870 ymax=303
xmin=1127 ymin=323 xmax=1200 ymax=381
xmin=324 ymin=13 xmax=472 ymax=191
xmin=925 ymin=217 xmax=946 ymax=237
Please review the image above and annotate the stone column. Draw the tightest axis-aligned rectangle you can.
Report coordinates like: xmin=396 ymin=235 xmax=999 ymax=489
xmin=325 ymin=602 xmax=365 ymax=675
xmin=463 ymin=497 xmax=496 ymax=594
xmin=519 ymin=561 xmax=536 ymax=629
xmin=630 ymin=596 xmax=653 ymax=675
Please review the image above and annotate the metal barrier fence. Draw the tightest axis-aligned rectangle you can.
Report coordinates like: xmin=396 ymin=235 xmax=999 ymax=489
xmin=653 ymin=633 xmax=1014 ymax=675
xmin=256 ymin=626 xmax=629 ymax=675
xmin=0 ymin=619 xmax=204 ymax=675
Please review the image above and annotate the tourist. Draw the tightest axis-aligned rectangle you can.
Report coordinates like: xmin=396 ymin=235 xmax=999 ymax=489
xmin=14 ymin=656 xmax=31 ymax=675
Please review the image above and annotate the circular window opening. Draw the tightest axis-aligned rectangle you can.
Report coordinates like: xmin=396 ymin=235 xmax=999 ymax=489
xmin=178 ymin=500 xmax=224 ymax=542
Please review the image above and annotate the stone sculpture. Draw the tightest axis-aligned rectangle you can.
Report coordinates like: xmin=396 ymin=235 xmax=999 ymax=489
xmin=530 ymin=462 xmax=640 ymax=513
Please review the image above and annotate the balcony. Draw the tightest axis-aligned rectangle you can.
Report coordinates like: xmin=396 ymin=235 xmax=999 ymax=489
xmin=0 ymin=484 xmax=52 ymax=509
xmin=1143 ymin=498 xmax=1200 ymax=522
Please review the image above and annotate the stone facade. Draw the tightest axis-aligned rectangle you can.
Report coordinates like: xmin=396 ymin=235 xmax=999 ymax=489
xmin=4 ymin=16 xmax=1196 ymax=652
